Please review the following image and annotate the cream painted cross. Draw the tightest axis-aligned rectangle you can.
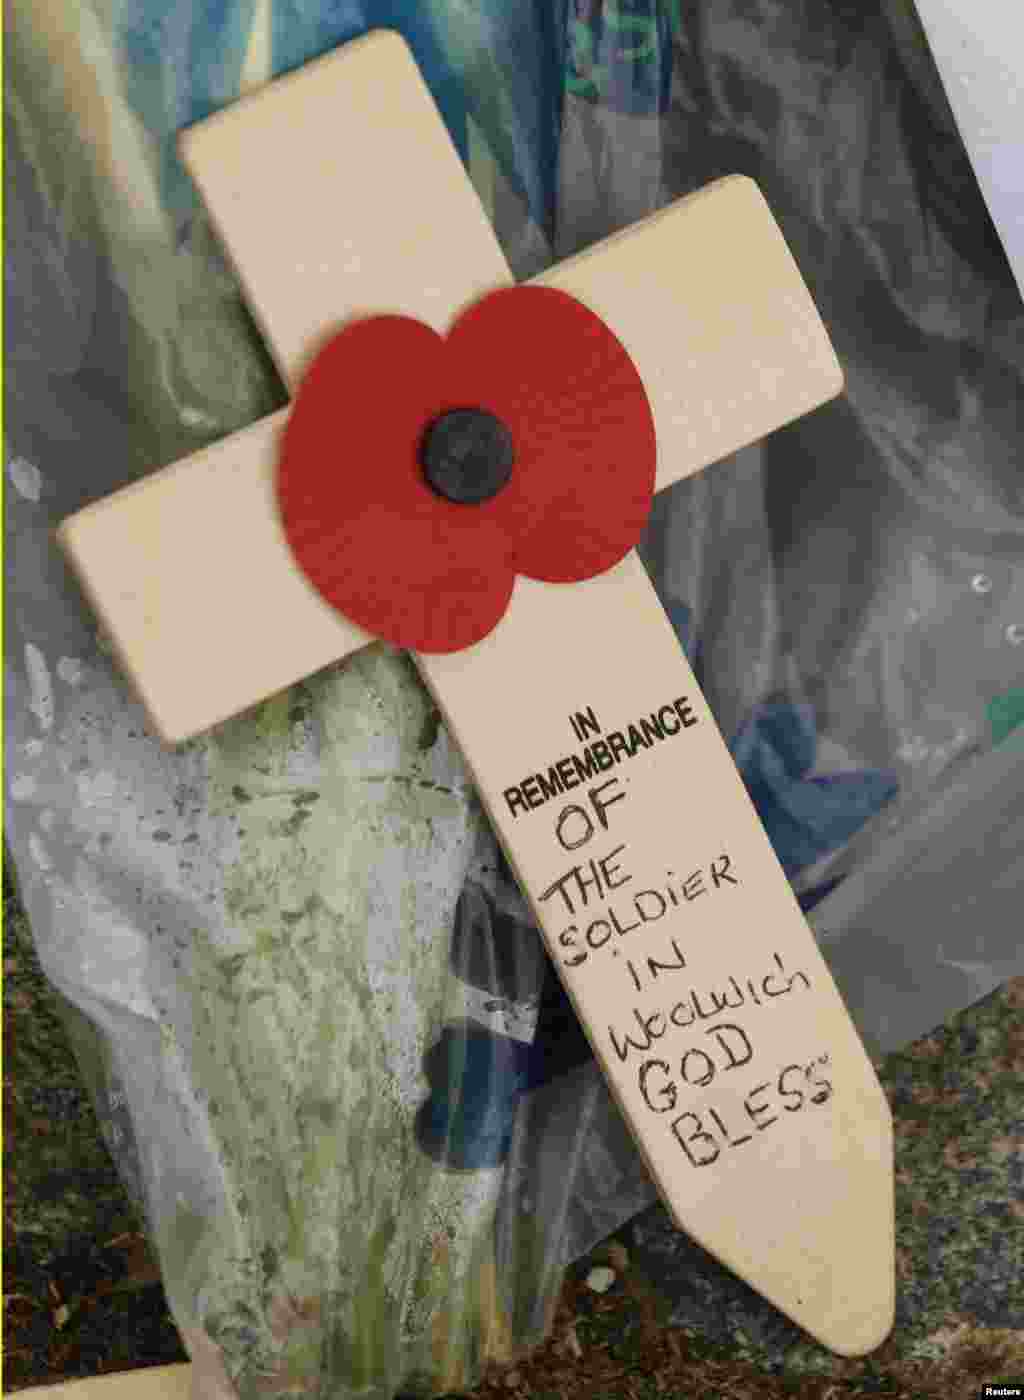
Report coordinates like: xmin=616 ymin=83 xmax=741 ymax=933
xmin=58 ymin=30 xmax=894 ymax=1355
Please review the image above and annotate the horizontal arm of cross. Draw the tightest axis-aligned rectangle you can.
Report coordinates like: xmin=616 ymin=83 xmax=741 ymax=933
xmin=58 ymin=32 xmax=840 ymax=746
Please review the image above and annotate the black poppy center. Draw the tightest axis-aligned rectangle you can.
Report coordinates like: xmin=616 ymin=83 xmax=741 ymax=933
xmin=420 ymin=408 xmax=514 ymax=505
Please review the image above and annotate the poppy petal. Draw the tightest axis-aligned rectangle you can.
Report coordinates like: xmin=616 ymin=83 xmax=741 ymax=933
xmin=277 ymin=315 xmax=515 ymax=652
xmin=445 ymin=285 xmax=657 ymax=582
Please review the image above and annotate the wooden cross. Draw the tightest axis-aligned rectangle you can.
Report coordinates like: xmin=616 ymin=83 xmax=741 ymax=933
xmin=58 ymin=30 xmax=894 ymax=1356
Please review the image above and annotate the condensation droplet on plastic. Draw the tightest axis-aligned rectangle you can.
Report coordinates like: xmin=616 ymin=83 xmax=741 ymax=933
xmin=971 ymin=573 xmax=993 ymax=595
xmin=897 ymin=735 xmax=930 ymax=764
xmin=57 ymin=656 xmax=85 ymax=686
xmin=7 ymin=455 xmax=43 ymax=502
xmin=29 ymin=832 xmax=52 ymax=870
xmin=1006 ymin=623 xmax=1024 ymax=646
xmin=25 ymin=643 xmax=55 ymax=731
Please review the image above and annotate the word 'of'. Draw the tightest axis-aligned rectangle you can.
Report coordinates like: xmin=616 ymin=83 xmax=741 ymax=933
xmin=504 ymin=696 xmax=698 ymax=818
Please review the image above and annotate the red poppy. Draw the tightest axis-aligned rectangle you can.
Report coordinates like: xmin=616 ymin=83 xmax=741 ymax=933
xmin=277 ymin=284 xmax=656 ymax=653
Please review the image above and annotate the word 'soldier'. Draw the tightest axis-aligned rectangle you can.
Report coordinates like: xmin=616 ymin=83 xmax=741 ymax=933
xmin=58 ymin=30 xmax=895 ymax=1356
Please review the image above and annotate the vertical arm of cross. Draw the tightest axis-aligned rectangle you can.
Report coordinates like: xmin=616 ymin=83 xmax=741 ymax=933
xmin=57 ymin=30 xmax=892 ymax=1355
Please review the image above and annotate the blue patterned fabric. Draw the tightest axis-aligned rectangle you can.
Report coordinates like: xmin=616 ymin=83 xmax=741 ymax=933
xmin=113 ymin=0 xmax=260 ymax=219
xmin=732 ymin=705 xmax=899 ymax=883
xmin=666 ymin=602 xmax=899 ymax=888
xmin=567 ymin=0 xmax=680 ymax=116
xmin=111 ymin=0 xmax=564 ymax=243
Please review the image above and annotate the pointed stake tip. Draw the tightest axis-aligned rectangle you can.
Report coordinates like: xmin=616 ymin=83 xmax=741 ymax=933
xmin=816 ymin=1300 xmax=896 ymax=1358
